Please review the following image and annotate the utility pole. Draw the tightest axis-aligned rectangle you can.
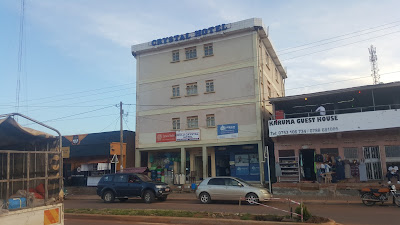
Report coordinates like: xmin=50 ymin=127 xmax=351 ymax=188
xmin=120 ymin=101 xmax=124 ymax=172
xmin=368 ymin=45 xmax=380 ymax=85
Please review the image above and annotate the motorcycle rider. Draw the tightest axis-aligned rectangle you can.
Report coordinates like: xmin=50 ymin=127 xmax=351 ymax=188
xmin=386 ymin=164 xmax=400 ymax=184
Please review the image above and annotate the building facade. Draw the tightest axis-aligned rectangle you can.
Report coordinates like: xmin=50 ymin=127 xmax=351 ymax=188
xmin=268 ymin=82 xmax=400 ymax=183
xmin=131 ymin=18 xmax=287 ymax=184
xmin=62 ymin=130 xmax=135 ymax=186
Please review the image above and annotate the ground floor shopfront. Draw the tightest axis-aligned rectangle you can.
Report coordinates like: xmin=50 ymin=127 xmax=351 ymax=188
xmin=136 ymin=141 xmax=271 ymax=185
xmin=273 ymin=128 xmax=400 ymax=183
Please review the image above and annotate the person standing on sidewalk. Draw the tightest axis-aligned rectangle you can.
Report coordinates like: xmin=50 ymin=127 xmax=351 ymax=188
xmin=387 ymin=164 xmax=400 ymax=184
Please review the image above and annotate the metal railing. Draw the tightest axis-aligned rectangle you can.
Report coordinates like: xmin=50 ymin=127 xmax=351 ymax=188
xmin=277 ymin=103 xmax=400 ymax=120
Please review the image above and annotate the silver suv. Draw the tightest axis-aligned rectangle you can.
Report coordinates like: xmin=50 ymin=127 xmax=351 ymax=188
xmin=195 ymin=176 xmax=271 ymax=204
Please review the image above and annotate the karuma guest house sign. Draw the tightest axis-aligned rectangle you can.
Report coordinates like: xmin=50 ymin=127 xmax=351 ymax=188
xmin=150 ymin=24 xmax=230 ymax=46
xmin=268 ymin=109 xmax=400 ymax=137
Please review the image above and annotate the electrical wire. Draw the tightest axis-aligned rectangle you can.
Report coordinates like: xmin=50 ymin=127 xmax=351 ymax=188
xmin=100 ymin=116 xmax=120 ymax=132
xmin=7 ymin=18 xmax=400 ymax=111
xmin=278 ymin=24 xmax=400 ymax=56
xmin=282 ymin=30 xmax=400 ymax=61
xmin=9 ymin=20 xmax=400 ymax=131
xmin=21 ymin=105 xmax=114 ymax=126
xmin=15 ymin=0 xmax=26 ymax=113
xmin=278 ymin=19 xmax=400 ymax=52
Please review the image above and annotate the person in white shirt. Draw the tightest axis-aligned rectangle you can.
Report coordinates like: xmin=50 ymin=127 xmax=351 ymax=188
xmin=387 ymin=165 xmax=400 ymax=184
xmin=315 ymin=105 xmax=326 ymax=116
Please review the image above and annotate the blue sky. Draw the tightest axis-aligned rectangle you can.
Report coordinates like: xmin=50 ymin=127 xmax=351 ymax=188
xmin=1 ymin=0 xmax=400 ymax=135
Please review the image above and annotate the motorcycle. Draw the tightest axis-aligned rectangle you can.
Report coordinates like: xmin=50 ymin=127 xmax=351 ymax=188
xmin=359 ymin=184 xmax=400 ymax=206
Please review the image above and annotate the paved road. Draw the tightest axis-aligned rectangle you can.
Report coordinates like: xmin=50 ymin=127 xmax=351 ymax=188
xmin=65 ymin=218 xmax=170 ymax=225
xmin=65 ymin=198 xmax=399 ymax=225
xmin=64 ymin=219 xmax=230 ymax=225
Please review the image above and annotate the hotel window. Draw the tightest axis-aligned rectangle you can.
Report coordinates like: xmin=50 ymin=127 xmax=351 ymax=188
xmin=186 ymin=83 xmax=198 ymax=96
xmin=172 ymin=50 xmax=179 ymax=62
xmin=172 ymin=85 xmax=180 ymax=97
xmin=206 ymin=114 xmax=215 ymax=127
xmin=204 ymin=44 xmax=213 ymax=56
xmin=172 ymin=118 xmax=180 ymax=130
xmin=265 ymin=51 xmax=270 ymax=68
xmin=275 ymin=68 xmax=279 ymax=83
xmin=185 ymin=47 xmax=197 ymax=60
xmin=187 ymin=116 xmax=198 ymax=129
xmin=205 ymin=80 xmax=214 ymax=93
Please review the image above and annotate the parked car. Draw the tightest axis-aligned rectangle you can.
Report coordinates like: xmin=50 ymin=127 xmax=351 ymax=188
xmin=195 ymin=177 xmax=271 ymax=204
xmin=97 ymin=173 xmax=171 ymax=203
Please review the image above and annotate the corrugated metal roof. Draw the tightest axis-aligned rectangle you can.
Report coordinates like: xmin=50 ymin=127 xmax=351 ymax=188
xmin=269 ymin=81 xmax=400 ymax=103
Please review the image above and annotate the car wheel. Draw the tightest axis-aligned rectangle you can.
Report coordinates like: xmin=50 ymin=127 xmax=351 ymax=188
xmin=246 ymin=193 xmax=259 ymax=205
xmin=143 ymin=190 xmax=155 ymax=204
xmin=103 ymin=191 xmax=115 ymax=203
xmin=199 ymin=192 xmax=211 ymax=204
xmin=158 ymin=196 xmax=167 ymax=201
xmin=119 ymin=198 xmax=128 ymax=202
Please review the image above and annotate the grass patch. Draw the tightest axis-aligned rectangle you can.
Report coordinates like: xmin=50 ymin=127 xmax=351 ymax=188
xmin=239 ymin=213 xmax=252 ymax=220
xmin=65 ymin=209 xmax=197 ymax=217
xmin=65 ymin=208 xmax=327 ymax=223
xmin=254 ymin=214 xmax=284 ymax=221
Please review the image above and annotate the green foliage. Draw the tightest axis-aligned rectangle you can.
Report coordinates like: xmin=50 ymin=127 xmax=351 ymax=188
xmin=254 ymin=214 xmax=283 ymax=221
xmin=295 ymin=203 xmax=312 ymax=221
xmin=65 ymin=209 xmax=197 ymax=217
xmin=239 ymin=213 xmax=252 ymax=220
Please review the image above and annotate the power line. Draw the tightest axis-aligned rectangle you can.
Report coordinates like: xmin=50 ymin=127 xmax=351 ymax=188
xmin=0 ymin=104 xmax=117 ymax=108
xmin=123 ymin=117 xmax=131 ymax=131
xmin=282 ymin=30 xmax=400 ymax=61
xmin=6 ymin=24 xmax=399 ymax=110
xmin=278 ymin=19 xmax=400 ymax=52
xmin=7 ymin=70 xmax=399 ymax=112
xmin=4 ymin=82 xmax=136 ymax=106
xmin=6 ymin=21 xmax=400 ymax=117
xmin=15 ymin=0 xmax=26 ymax=113
xmin=22 ymin=105 xmax=114 ymax=126
xmin=100 ymin=116 xmax=120 ymax=132
xmin=38 ymin=113 xmax=118 ymax=123
xmin=278 ymin=23 xmax=400 ymax=56
xmin=18 ymin=70 xmax=400 ymax=127
xmin=1 ymin=91 xmax=134 ymax=113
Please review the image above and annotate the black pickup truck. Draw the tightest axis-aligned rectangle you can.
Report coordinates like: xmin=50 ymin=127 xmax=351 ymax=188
xmin=97 ymin=173 xmax=171 ymax=203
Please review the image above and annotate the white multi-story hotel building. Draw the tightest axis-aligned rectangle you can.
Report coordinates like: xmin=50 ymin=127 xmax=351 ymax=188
xmin=131 ymin=18 xmax=286 ymax=184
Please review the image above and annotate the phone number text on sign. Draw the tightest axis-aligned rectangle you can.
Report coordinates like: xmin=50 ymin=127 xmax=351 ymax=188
xmin=275 ymin=127 xmax=339 ymax=136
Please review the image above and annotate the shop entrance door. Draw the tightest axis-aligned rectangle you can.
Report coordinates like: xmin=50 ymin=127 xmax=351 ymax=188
xmin=195 ymin=156 xmax=203 ymax=180
xmin=300 ymin=149 xmax=316 ymax=181
xmin=363 ymin=146 xmax=382 ymax=180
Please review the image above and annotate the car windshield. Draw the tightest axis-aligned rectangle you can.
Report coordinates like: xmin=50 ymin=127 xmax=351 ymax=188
xmin=136 ymin=174 xmax=153 ymax=182
xmin=235 ymin=178 xmax=252 ymax=186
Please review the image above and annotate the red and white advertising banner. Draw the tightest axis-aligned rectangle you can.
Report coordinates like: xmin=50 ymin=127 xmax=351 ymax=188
xmin=156 ymin=132 xmax=176 ymax=143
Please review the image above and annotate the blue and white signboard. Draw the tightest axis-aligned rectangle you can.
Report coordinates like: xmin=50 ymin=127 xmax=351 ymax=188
xmin=217 ymin=123 xmax=238 ymax=139
xmin=236 ymin=166 xmax=249 ymax=176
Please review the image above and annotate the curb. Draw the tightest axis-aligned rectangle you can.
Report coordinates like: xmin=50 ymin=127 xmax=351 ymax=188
xmin=65 ymin=213 xmax=337 ymax=225
xmin=65 ymin=194 xmax=361 ymax=205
